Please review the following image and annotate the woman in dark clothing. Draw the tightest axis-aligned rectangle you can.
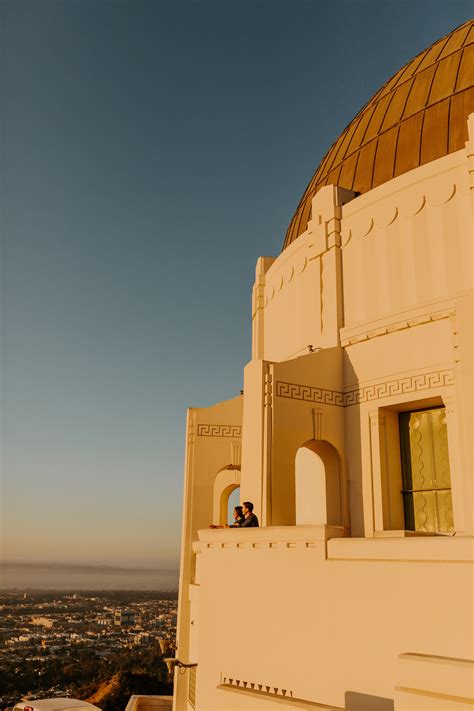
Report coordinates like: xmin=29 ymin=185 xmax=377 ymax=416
xmin=209 ymin=505 xmax=245 ymax=528
xmin=229 ymin=505 xmax=245 ymax=527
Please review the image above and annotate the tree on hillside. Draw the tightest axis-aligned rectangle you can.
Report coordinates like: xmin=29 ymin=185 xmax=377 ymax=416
xmin=100 ymin=671 xmax=172 ymax=711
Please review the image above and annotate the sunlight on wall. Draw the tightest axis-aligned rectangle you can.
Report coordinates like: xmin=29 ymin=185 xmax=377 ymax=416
xmin=295 ymin=447 xmax=326 ymax=525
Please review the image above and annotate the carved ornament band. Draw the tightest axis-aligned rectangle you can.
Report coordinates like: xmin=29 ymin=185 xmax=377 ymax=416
xmin=276 ymin=369 xmax=454 ymax=408
xmin=197 ymin=424 xmax=242 ymax=438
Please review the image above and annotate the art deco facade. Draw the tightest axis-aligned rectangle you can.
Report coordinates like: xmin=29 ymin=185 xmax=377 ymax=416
xmin=174 ymin=20 xmax=474 ymax=711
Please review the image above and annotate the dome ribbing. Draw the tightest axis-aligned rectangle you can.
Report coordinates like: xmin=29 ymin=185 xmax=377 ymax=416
xmin=283 ymin=19 xmax=474 ymax=249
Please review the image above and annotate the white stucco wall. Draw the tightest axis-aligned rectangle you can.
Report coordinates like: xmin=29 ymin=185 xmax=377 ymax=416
xmin=174 ymin=117 xmax=474 ymax=710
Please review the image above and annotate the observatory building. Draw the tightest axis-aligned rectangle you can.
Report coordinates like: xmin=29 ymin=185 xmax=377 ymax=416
xmin=174 ymin=19 xmax=474 ymax=711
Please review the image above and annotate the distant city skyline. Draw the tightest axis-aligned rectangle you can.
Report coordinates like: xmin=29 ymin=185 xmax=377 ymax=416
xmin=1 ymin=560 xmax=179 ymax=591
xmin=2 ymin=1 xmax=472 ymax=581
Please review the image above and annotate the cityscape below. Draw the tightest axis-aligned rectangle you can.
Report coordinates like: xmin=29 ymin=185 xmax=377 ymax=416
xmin=0 ymin=589 xmax=177 ymax=710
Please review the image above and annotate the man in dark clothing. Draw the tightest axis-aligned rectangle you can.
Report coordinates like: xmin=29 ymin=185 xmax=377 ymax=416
xmin=239 ymin=501 xmax=259 ymax=527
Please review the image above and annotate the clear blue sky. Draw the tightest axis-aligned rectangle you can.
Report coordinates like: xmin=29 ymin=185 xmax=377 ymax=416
xmin=2 ymin=1 xmax=472 ymax=570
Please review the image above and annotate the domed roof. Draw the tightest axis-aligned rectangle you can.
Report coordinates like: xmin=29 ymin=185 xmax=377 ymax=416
xmin=283 ymin=19 xmax=474 ymax=249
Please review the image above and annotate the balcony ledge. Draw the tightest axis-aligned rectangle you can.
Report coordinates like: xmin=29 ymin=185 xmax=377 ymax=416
xmin=193 ymin=524 xmax=345 ymax=552
xmin=192 ymin=527 xmax=474 ymax=562
xmin=125 ymin=695 xmax=173 ymax=711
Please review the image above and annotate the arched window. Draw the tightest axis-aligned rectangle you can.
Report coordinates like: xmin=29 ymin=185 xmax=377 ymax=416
xmin=212 ymin=467 xmax=241 ymax=525
xmin=295 ymin=440 xmax=342 ymax=526
xmin=227 ymin=486 xmax=241 ymax=524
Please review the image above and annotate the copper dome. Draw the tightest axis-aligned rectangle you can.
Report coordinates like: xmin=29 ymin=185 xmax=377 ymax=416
xmin=283 ymin=19 xmax=474 ymax=249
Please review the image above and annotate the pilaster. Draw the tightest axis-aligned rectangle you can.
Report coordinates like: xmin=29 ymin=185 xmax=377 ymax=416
xmin=442 ymin=394 xmax=467 ymax=534
xmin=369 ymin=411 xmax=384 ymax=534
xmin=466 ymin=112 xmax=474 ymax=217
xmin=252 ymin=256 xmax=275 ymax=360
xmin=306 ymin=185 xmax=354 ymax=347
xmin=241 ymin=359 xmax=270 ymax=522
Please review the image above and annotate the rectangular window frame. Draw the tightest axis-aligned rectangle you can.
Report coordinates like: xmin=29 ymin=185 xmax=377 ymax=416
xmin=398 ymin=405 xmax=453 ymax=533
xmin=370 ymin=395 xmax=455 ymax=537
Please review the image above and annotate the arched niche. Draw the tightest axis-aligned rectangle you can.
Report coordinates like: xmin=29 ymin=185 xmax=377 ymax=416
xmin=212 ymin=466 xmax=241 ymax=525
xmin=227 ymin=486 xmax=241 ymax=522
xmin=295 ymin=440 xmax=342 ymax=526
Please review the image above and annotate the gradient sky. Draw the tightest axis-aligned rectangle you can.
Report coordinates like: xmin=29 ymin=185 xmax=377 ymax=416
xmin=1 ymin=0 xmax=472 ymax=571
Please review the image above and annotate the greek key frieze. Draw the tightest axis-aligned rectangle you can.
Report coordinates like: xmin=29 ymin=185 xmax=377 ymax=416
xmin=197 ymin=424 xmax=242 ymax=438
xmin=351 ymin=369 xmax=455 ymax=404
xmin=276 ymin=381 xmax=345 ymax=406
xmin=276 ymin=369 xmax=454 ymax=408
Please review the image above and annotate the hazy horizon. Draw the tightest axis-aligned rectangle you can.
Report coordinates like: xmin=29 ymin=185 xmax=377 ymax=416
xmin=0 ymin=560 xmax=179 ymax=590
xmin=1 ymin=559 xmax=179 ymax=571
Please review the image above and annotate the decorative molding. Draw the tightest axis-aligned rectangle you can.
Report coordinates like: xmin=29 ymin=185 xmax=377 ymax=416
xmin=252 ymin=280 xmax=265 ymax=318
xmin=319 ymin=255 xmax=323 ymax=332
xmin=341 ymin=308 xmax=455 ymax=346
xmin=197 ymin=424 xmax=242 ymax=438
xmin=230 ymin=441 xmax=242 ymax=467
xmin=221 ymin=675 xmax=294 ymax=699
xmin=342 ymin=181 xmax=459 ymax=244
xmin=442 ymin=394 xmax=456 ymax=413
xmin=369 ymin=411 xmax=386 ymax=427
xmin=265 ymin=250 xmax=315 ymax=305
xmin=449 ymin=311 xmax=460 ymax=364
xmin=276 ymin=369 xmax=454 ymax=408
xmin=264 ymin=372 xmax=273 ymax=408
xmin=262 ymin=204 xmax=343 ymax=305
xmin=205 ymin=540 xmax=321 ymax=550
xmin=276 ymin=381 xmax=345 ymax=406
xmin=187 ymin=418 xmax=196 ymax=445
xmin=345 ymin=370 xmax=454 ymax=406
xmin=326 ymin=216 xmax=342 ymax=248
xmin=468 ymin=114 xmax=474 ymax=191
xmin=312 ymin=408 xmax=324 ymax=440
xmin=219 ymin=675 xmax=347 ymax=709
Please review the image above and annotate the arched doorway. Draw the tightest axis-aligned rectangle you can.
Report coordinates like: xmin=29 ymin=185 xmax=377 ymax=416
xmin=212 ymin=467 xmax=241 ymax=525
xmin=295 ymin=440 xmax=342 ymax=526
xmin=227 ymin=486 xmax=241 ymax=524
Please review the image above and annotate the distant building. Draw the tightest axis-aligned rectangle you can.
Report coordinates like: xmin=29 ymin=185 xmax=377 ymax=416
xmin=31 ymin=617 xmax=54 ymax=629
xmin=133 ymin=633 xmax=152 ymax=646
xmin=113 ymin=609 xmax=135 ymax=627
